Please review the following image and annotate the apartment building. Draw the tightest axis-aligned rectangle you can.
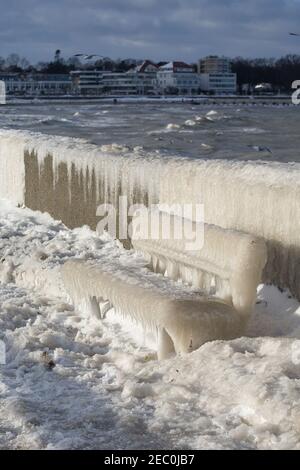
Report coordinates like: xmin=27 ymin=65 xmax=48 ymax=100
xmin=156 ymin=62 xmax=200 ymax=95
xmin=199 ymin=72 xmax=237 ymax=94
xmin=197 ymin=56 xmax=237 ymax=94
xmin=0 ymin=56 xmax=238 ymax=97
xmin=70 ymin=61 xmax=158 ymax=95
xmin=1 ymin=73 xmax=72 ymax=95
xmin=198 ymin=56 xmax=231 ymax=74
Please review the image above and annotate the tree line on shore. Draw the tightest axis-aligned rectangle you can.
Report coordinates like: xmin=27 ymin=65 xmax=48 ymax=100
xmin=1 ymin=50 xmax=300 ymax=91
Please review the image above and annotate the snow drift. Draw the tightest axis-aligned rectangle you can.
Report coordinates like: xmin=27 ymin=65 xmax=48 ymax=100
xmin=0 ymin=129 xmax=299 ymax=299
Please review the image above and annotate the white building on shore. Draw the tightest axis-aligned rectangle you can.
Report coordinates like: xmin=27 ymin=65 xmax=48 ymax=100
xmin=199 ymin=72 xmax=237 ymax=94
xmin=0 ymin=56 xmax=237 ymax=97
xmin=70 ymin=61 xmax=158 ymax=96
xmin=0 ymin=73 xmax=72 ymax=96
xmin=197 ymin=56 xmax=237 ymax=94
xmin=156 ymin=62 xmax=200 ymax=95
xmin=198 ymin=56 xmax=232 ymax=74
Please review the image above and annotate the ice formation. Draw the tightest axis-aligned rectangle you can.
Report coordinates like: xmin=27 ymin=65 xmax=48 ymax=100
xmin=62 ymin=259 xmax=247 ymax=360
xmin=132 ymin=209 xmax=268 ymax=316
xmin=0 ymin=131 xmax=25 ymax=205
xmin=61 ymin=211 xmax=267 ymax=359
xmin=0 ymin=129 xmax=299 ymax=299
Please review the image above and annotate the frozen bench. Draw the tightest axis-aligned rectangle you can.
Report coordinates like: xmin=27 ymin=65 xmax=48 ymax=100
xmin=61 ymin=210 xmax=267 ymax=359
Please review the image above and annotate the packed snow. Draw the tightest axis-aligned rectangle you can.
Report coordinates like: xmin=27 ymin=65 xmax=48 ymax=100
xmin=0 ymin=199 xmax=300 ymax=450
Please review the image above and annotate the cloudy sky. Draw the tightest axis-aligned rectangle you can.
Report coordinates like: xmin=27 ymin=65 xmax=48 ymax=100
xmin=1 ymin=0 xmax=300 ymax=63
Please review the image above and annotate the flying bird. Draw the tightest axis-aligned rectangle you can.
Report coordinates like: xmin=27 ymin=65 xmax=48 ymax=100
xmin=289 ymin=32 xmax=300 ymax=36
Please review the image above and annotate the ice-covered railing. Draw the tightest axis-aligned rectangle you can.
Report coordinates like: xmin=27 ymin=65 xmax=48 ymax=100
xmin=62 ymin=211 xmax=267 ymax=359
xmin=0 ymin=129 xmax=299 ymax=299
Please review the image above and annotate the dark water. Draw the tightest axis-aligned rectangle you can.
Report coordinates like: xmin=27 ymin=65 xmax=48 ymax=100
xmin=0 ymin=101 xmax=300 ymax=162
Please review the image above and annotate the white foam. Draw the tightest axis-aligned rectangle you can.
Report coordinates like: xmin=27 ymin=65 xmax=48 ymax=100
xmin=206 ymin=110 xmax=218 ymax=117
xmin=184 ymin=119 xmax=196 ymax=126
xmin=166 ymin=123 xmax=180 ymax=130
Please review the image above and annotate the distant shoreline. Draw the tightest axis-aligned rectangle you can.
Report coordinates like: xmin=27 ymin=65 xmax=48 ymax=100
xmin=2 ymin=94 xmax=294 ymax=106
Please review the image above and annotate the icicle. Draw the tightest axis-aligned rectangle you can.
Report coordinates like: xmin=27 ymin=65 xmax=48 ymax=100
xmin=203 ymin=273 xmax=213 ymax=294
xmin=192 ymin=269 xmax=203 ymax=289
xmin=166 ymin=259 xmax=179 ymax=280
xmin=158 ymin=258 xmax=167 ymax=275
xmin=151 ymin=254 xmax=158 ymax=272
xmin=100 ymin=300 xmax=112 ymax=319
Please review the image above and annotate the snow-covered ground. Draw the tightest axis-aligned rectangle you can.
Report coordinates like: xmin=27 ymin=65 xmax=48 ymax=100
xmin=0 ymin=199 xmax=300 ymax=450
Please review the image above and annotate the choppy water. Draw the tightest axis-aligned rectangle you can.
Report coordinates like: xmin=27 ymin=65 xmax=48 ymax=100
xmin=0 ymin=101 xmax=300 ymax=162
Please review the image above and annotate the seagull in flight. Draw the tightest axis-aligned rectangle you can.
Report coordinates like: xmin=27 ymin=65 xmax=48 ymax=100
xmin=289 ymin=32 xmax=300 ymax=36
xmin=73 ymin=54 xmax=103 ymax=60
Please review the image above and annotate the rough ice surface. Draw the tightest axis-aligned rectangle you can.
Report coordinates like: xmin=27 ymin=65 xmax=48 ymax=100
xmin=0 ymin=132 xmax=25 ymax=205
xmin=62 ymin=207 xmax=267 ymax=359
xmin=0 ymin=128 xmax=299 ymax=299
xmin=132 ymin=209 xmax=267 ymax=316
xmin=61 ymin=210 xmax=267 ymax=359
xmin=0 ymin=199 xmax=300 ymax=450
xmin=62 ymin=259 xmax=247 ymax=360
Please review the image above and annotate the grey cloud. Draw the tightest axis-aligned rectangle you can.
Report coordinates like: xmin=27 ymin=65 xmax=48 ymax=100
xmin=0 ymin=0 xmax=300 ymax=62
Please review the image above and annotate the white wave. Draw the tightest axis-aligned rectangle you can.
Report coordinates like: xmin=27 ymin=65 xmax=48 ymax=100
xmin=166 ymin=123 xmax=180 ymax=130
xmin=243 ymin=127 xmax=266 ymax=134
xmin=184 ymin=119 xmax=196 ymax=126
xmin=206 ymin=110 xmax=218 ymax=117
